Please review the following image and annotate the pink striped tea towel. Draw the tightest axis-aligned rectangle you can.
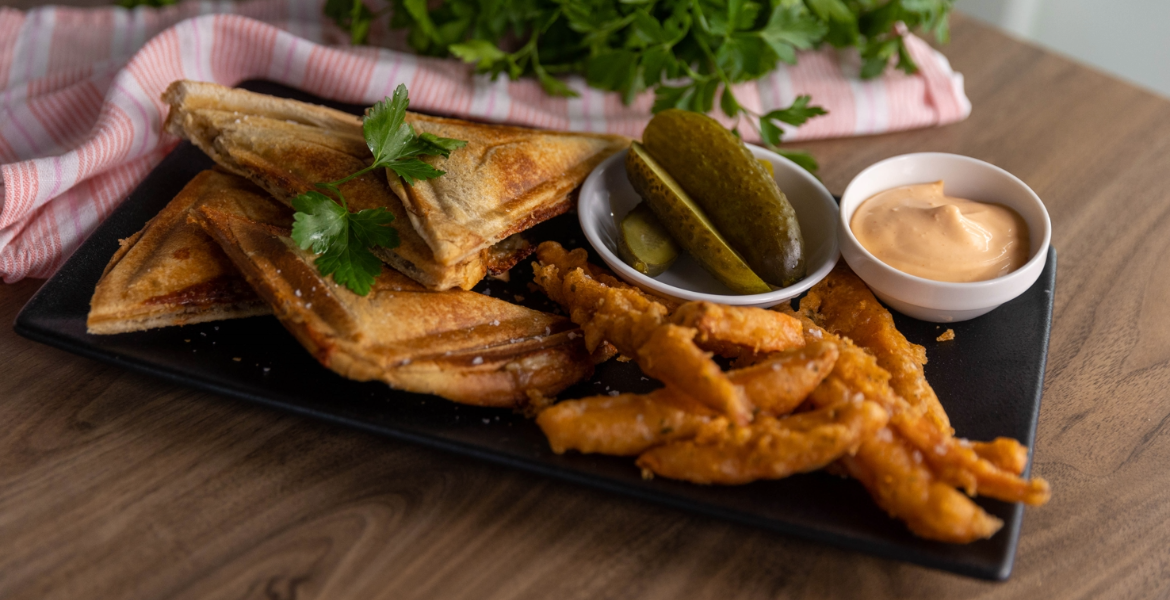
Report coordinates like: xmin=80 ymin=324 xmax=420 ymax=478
xmin=0 ymin=0 xmax=971 ymax=282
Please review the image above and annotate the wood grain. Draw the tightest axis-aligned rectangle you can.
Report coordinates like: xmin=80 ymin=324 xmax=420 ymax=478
xmin=3 ymin=11 xmax=1170 ymax=599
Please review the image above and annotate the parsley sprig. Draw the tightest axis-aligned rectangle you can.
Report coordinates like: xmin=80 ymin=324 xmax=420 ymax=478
xmin=290 ymin=84 xmax=467 ymax=296
xmin=114 ymin=1 xmax=953 ymax=171
xmin=316 ymin=0 xmax=953 ymax=174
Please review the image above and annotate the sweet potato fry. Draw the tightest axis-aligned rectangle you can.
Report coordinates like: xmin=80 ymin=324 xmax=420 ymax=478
xmin=637 ymin=400 xmax=888 ymax=485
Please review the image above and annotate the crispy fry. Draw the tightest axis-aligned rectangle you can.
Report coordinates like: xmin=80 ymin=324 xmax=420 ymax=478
xmin=637 ymin=400 xmax=888 ymax=485
xmin=799 ymin=323 xmax=907 ymax=416
xmin=533 ymin=250 xmax=822 ymax=425
xmin=535 ymin=241 xmax=625 ymax=287
xmin=533 ymin=257 xmax=752 ymax=424
xmin=534 ymin=263 xmax=668 ymax=355
xmin=535 ymin=242 xmax=681 ymax=310
xmin=533 ymin=248 xmax=1046 ymax=542
xmin=797 ymin=268 xmax=1051 ymax=506
xmin=532 ymin=260 xmax=571 ymax=308
xmin=971 ymin=438 xmax=1029 ymax=476
xmin=893 ymin=415 xmax=1050 ymax=505
xmin=537 ymin=392 xmax=723 ymax=456
xmin=839 ymin=432 xmax=1004 ymax=543
xmin=800 ymin=264 xmax=951 ymax=432
xmin=637 ymin=324 xmax=752 ymax=425
xmin=671 ymin=301 xmax=805 ymax=357
xmin=795 ymin=318 xmax=1004 ymax=542
xmin=736 ymin=341 xmax=838 ymax=416
xmin=538 ymin=343 xmax=837 ymax=456
xmin=537 ymin=243 xmax=805 ymax=360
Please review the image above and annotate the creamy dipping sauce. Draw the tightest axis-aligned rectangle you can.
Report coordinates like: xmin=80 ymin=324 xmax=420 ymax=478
xmin=850 ymin=181 xmax=1029 ymax=282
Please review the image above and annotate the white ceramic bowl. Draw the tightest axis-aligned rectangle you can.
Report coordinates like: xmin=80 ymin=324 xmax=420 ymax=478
xmin=839 ymin=153 xmax=1052 ymax=322
xmin=578 ymin=144 xmax=839 ymax=308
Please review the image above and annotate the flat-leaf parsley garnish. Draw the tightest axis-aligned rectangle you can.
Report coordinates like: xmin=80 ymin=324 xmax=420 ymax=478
xmin=290 ymin=84 xmax=467 ymax=296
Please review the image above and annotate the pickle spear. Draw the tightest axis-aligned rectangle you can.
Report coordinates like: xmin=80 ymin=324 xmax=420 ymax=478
xmin=619 ymin=203 xmax=679 ymax=277
xmin=625 ymin=143 xmax=771 ymax=294
xmin=643 ymin=109 xmax=806 ymax=287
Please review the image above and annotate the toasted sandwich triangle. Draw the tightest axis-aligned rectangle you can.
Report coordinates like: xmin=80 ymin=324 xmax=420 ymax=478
xmin=162 ymin=80 xmax=487 ymax=291
xmin=187 ymin=170 xmax=595 ymax=406
xmin=389 ymin=114 xmax=628 ymax=266
xmin=87 ymin=170 xmax=278 ymax=334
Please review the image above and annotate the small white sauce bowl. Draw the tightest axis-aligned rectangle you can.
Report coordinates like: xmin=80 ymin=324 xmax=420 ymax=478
xmin=578 ymin=144 xmax=840 ymax=309
xmin=839 ymin=153 xmax=1052 ymax=322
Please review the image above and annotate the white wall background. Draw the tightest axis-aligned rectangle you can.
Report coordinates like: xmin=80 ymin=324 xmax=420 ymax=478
xmin=955 ymin=0 xmax=1170 ymax=98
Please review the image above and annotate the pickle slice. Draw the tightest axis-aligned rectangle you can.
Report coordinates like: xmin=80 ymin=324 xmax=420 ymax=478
xmin=643 ymin=109 xmax=806 ymax=287
xmin=625 ymin=143 xmax=771 ymax=295
xmin=618 ymin=203 xmax=679 ymax=277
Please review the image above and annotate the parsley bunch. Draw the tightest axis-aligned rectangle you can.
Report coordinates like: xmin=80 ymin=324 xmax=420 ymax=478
xmin=290 ymin=84 xmax=467 ymax=296
xmin=323 ymin=0 xmax=953 ymax=172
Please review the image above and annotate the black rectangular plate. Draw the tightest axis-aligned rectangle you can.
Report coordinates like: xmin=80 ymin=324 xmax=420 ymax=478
xmin=14 ymin=81 xmax=1055 ymax=581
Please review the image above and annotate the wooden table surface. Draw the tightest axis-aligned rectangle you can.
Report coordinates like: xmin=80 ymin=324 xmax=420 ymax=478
xmin=3 ymin=8 xmax=1170 ymax=599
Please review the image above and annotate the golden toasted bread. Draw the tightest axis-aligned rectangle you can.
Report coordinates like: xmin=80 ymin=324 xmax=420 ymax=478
xmin=162 ymin=80 xmax=486 ymax=290
xmin=388 ymin=114 xmax=627 ymax=266
xmin=87 ymin=170 xmax=281 ymax=334
xmin=188 ymin=171 xmax=594 ymax=406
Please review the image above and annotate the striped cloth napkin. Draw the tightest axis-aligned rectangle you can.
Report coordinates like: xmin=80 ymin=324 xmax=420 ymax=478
xmin=0 ymin=0 xmax=971 ymax=282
